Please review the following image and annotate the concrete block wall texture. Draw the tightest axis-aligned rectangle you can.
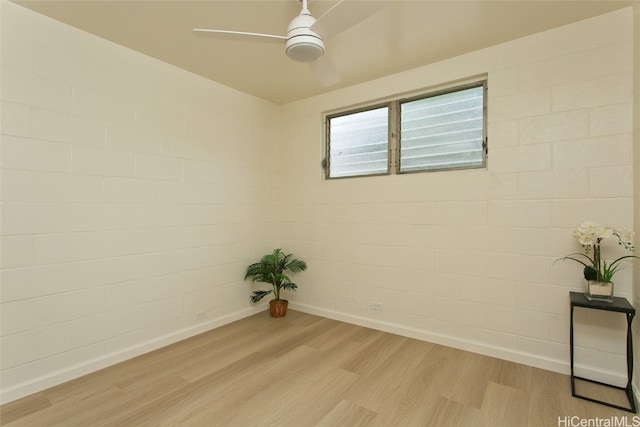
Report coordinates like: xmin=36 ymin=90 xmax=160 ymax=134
xmin=0 ymin=1 xmax=280 ymax=402
xmin=0 ymin=1 xmax=637 ymax=402
xmin=632 ymin=2 xmax=640 ymax=394
xmin=278 ymin=8 xmax=635 ymax=386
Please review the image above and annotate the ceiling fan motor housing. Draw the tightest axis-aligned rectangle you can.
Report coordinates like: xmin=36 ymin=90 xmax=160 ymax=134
xmin=285 ymin=13 xmax=324 ymax=62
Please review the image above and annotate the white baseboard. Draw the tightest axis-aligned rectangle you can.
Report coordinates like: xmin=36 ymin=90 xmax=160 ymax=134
xmin=290 ymin=302 xmax=629 ymax=387
xmin=0 ymin=305 xmax=265 ymax=405
xmin=3 ymin=302 xmax=629 ymax=406
xmin=573 ymin=365 xmax=628 ymax=388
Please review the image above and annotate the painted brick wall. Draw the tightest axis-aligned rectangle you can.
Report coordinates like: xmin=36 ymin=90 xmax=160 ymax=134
xmin=0 ymin=1 xmax=636 ymax=404
xmin=632 ymin=2 xmax=640 ymax=393
xmin=278 ymin=8 xmax=635 ymax=382
xmin=0 ymin=1 xmax=279 ymax=401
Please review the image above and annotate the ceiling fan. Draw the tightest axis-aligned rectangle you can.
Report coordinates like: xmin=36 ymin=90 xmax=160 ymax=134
xmin=193 ymin=0 xmax=390 ymax=86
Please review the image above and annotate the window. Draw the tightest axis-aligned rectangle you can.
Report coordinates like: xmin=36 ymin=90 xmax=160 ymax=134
xmin=326 ymin=106 xmax=389 ymax=178
xmin=400 ymin=85 xmax=485 ymax=172
xmin=324 ymin=80 xmax=486 ymax=179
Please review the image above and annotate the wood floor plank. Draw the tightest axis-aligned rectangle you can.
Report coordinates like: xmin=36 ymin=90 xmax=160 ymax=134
xmin=306 ymin=320 xmax=363 ymax=351
xmin=316 ymin=399 xmax=378 ymax=427
xmin=422 ymin=397 xmax=485 ymax=427
xmin=5 ymin=383 xmax=121 ymax=427
xmin=216 ymin=367 xmax=359 ymax=427
xmin=437 ymin=351 xmax=499 ymax=409
xmin=202 ymin=341 xmax=365 ymax=427
xmin=49 ymin=375 xmax=190 ymax=427
xmin=368 ymin=347 xmax=448 ymax=426
xmin=106 ymin=350 xmax=278 ymax=426
xmin=344 ymin=338 xmax=435 ymax=412
xmin=0 ymin=310 xmax=633 ymax=426
xmin=161 ymin=344 xmax=322 ymax=426
xmin=0 ymin=393 xmax=51 ymax=425
xmin=340 ymin=331 xmax=408 ymax=376
xmin=492 ymin=358 xmax=533 ymax=390
xmin=480 ymin=381 xmax=530 ymax=427
xmin=176 ymin=328 xmax=275 ymax=383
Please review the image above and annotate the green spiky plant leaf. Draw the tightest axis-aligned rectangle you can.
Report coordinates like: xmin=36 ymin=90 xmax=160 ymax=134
xmin=244 ymin=249 xmax=307 ymax=303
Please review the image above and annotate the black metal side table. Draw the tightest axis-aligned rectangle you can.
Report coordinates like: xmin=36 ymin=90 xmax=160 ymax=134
xmin=570 ymin=291 xmax=636 ymax=413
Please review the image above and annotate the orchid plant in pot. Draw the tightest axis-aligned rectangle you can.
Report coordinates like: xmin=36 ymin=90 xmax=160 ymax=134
xmin=557 ymin=222 xmax=638 ymax=301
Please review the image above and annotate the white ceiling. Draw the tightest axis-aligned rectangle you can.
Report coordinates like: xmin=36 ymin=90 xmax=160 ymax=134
xmin=12 ymin=0 xmax=635 ymax=105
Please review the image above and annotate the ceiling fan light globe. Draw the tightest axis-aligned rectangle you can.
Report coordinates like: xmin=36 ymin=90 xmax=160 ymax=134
xmin=286 ymin=37 xmax=324 ymax=62
xmin=285 ymin=12 xmax=324 ymax=63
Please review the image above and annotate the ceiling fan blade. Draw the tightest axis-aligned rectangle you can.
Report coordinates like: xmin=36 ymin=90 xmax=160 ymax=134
xmin=308 ymin=56 xmax=340 ymax=86
xmin=192 ymin=29 xmax=287 ymax=44
xmin=311 ymin=0 xmax=391 ymax=40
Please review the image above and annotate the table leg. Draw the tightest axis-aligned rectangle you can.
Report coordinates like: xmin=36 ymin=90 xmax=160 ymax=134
xmin=626 ymin=312 xmax=636 ymax=412
xmin=570 ymin=305 xmax=575 ymax=396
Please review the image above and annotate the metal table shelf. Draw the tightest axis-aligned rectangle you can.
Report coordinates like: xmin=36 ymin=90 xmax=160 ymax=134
xmin=570 ymin=291 xmax=636 ymax=413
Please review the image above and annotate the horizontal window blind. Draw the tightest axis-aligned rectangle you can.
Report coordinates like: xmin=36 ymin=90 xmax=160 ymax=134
xmin=327 ymin=106 xmax=389 ymax=178
xmin=399 ymin=85 xmax=484 ymax=172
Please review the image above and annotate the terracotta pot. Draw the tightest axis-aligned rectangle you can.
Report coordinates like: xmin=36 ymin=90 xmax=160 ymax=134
xmin=269 ymin=299 xmax=288 ymax=318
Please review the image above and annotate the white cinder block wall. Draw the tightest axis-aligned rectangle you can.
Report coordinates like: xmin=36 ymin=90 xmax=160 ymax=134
xmin=279 ymin=8 xmax=635 ymax=384
xmin=633 ymin=2 xmax=640 ymax=392
xmin=0 ymin=1 xmax=637 ymax=404
xmin=1 ymin=1 xmax=280 ymax=402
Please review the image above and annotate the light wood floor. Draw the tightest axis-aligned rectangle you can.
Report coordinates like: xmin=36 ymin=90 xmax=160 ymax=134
xmin=1 ymin=310 xmax=634 ymax=426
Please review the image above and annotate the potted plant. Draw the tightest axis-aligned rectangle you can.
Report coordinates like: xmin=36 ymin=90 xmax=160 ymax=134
xmin=556 ymin=222 xmax=638 ymax=301
xmin=244 ymin=248 xmax=307 ymax=317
